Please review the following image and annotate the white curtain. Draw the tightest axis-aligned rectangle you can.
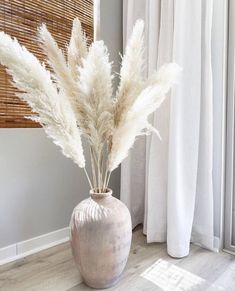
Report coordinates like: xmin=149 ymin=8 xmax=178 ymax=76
xmin=121 ymin=0 xmax=215 ymax=258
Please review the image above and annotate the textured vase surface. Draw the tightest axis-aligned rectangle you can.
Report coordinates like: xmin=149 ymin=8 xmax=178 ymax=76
xmin=70 ymin=189 xmax=132 ymax=289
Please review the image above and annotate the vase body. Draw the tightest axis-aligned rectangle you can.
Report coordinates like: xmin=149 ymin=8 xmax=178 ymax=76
xmin=70 ymin=189 xmax=132 ymax=289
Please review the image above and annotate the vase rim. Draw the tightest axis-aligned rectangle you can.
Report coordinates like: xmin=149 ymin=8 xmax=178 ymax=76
xmin=90 ymin=188 xmax=113 ymax=198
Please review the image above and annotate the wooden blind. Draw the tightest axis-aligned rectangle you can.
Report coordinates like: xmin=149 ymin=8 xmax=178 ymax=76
xmin=0 ymin=0 xmax=93 ymax=128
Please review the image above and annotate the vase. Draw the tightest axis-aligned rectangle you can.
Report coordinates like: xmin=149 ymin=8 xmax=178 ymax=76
xmin=70 ymin=188 xmax=132 ymax=289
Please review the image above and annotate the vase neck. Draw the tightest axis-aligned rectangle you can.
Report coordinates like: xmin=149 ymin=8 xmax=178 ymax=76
xmin=90 ymin=188 xmax=112 ymax=199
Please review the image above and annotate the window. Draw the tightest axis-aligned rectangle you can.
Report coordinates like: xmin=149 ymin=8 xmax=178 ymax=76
xmin=0 ymin=0 xmax=93 ymax=128
xmin=225 ymin=0 xmax=235 ymax=253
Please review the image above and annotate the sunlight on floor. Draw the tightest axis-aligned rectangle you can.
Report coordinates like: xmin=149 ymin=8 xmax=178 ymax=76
xmin=141 ymin=259 xmax=224 ymax=291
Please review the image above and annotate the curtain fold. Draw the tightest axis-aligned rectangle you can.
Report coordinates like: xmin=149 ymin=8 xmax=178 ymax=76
xmin=121 ymin=0 xmax=215 ymax=258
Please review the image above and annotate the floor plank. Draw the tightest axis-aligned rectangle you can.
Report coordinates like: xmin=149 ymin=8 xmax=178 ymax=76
xmin=0 ymin=227 xmax=235 ymax=291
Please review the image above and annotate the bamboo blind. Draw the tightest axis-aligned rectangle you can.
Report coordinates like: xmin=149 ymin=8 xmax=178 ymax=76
xmin=0 ymin=0 xmax=93 ymax=128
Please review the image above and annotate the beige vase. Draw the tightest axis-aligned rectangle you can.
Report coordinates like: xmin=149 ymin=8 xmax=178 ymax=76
xmin=70 ymin=189 xmax=132 ymax=289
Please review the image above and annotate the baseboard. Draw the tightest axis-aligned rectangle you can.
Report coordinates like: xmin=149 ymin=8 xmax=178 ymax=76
xmin=0 ymin=227 xmax=70 ymax=265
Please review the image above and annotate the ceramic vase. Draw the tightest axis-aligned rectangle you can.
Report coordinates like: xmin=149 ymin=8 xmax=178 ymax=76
xmin=70 ymin=188 xmax=132 ymax=289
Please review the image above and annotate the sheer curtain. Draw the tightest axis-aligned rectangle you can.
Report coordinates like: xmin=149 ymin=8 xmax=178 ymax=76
xmin=121 ymin=0 xmax=216 ymax=258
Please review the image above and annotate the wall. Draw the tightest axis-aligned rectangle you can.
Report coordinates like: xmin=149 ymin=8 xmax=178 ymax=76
xmin=0 ymin=0 xmax=122 ymax=249
xmin=0 ymin=129 xmax=87 ymax=248
xmin=99 ymin=0 xmax=123 ymax=89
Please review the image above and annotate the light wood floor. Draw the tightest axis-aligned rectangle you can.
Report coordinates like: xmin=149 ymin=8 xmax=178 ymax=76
xmin=1 ymin=227 xmax=235 ymax=291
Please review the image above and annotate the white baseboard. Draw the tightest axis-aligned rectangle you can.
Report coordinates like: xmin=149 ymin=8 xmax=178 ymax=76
xmin=0 ymin=227 xmax=70 ymax=265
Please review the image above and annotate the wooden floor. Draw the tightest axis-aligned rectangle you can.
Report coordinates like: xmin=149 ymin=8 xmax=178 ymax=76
xmin=1 ymin=228 xmax=235 ymax=291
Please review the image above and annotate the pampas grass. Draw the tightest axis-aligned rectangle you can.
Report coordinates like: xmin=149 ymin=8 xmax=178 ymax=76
xmin=67 ymin=18 xmax=88 ymax=80
xmin=108 ymin=63 xmax=182 ymax=171
xmin=0 ymin=31 xmax=85 ymax=170
xmin=114 ymin=19 xmax=144 ymax=127
xmin=0 ymin=18 xmax=181 ymax=193
xmin=78 ymin=40 xmax=114 ymax=190
xmin=38 ymin=23 xmax=87 ymax=124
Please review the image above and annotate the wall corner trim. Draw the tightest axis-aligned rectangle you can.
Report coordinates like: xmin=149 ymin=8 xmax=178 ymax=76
xmin=0 ymin=227 xmax=70 ymax=265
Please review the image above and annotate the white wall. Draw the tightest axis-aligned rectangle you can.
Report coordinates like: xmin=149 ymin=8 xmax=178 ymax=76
xmin=0 ymin=129 xmax=87 ymax=247
xmin=0 ymin=0 xmax=122 ymax=249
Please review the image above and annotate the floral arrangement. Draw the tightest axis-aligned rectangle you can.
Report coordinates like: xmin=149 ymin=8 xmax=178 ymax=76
xmin=0 ymin=19 xmax=181 ymax=193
